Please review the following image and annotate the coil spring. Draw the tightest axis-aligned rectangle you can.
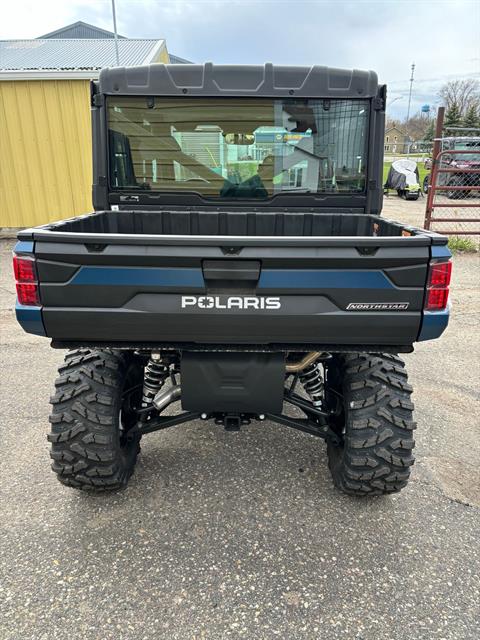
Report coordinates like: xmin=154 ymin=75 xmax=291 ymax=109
xmin=142 ymin=356 xmax=169 ymax=406
xmin=300 ymin=363 xmax=324 ymax=408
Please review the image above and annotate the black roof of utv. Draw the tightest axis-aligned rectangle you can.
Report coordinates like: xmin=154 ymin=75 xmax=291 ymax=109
xmin=98 ymin=63 xmax=380 ymax=98
xmin=92 ymin=63 xmax=386 ymax=214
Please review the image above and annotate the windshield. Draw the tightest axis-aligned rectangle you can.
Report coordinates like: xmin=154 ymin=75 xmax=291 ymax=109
xmin=107 ymin=97 xmax=370 ymax=199
xmin=455 ymin=153 xmax=480 ymax=161
xmin=453 ymin=143 xmax=480 ymax=162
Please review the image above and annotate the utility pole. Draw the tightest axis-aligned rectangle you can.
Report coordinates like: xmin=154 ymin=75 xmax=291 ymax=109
xmin=405 ymin=62 xmax=415 ymax=155
xmin=111 ymin=0 xmax=120 ymax=66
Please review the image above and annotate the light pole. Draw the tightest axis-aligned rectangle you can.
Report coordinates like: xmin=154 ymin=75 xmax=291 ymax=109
xmin=387 ymin=96 xmax=402 ymax=108
xmin=405 ymin=63 xmax=415 ymax=154
xmin=111 ymin=0 xmax=120 ymax=66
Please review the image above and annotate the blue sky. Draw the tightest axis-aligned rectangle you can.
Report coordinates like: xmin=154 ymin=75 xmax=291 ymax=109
xmin=1 ymin=0 xmax=479 ymax=120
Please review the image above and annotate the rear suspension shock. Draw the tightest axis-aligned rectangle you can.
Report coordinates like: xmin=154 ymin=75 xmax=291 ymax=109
xmin=142 ymin=353 xmax=170 ymax=407
xmin=300 ymin=362 xmax=324 ymax=408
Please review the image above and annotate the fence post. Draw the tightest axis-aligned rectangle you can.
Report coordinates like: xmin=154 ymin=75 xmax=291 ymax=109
xmin=424 ymin=106 xmax=445 ymax=229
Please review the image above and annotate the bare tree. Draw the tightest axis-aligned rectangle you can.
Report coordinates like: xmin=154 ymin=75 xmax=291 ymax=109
xmin=402 ymin=112 xmax=433 ymax=140
xmin=438 ymin=79 xmax=480 ymax=115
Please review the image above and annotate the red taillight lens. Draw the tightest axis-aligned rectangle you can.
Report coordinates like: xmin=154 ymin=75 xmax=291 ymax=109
xmin=13 ymin=255 xmax=36 ymax=282
xmin=429 ymin=261 xmax=452 ymax=288
xmin=13 ymin=255 xmax=40 ymax=306
xmin=16 ymin=283 xmax=41 ymax=306
xmin=426 ymin=287 xmax=449 ymax=311
xmin=425 ymin=260 xmax=452 ymax=311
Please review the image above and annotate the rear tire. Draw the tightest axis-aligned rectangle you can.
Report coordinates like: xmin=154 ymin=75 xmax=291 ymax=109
xmin=326 ymin=353 xmax=416 ymax=496
xmin=48 ymin=349 xmax=142 ymax=491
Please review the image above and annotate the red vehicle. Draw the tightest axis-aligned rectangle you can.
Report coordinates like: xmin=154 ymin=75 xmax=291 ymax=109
xmin=423 ymin=137 xmax=480 ymax=198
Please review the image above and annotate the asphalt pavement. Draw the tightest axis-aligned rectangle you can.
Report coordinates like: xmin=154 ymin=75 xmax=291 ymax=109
xmin=0 ymin=238 xmax=479 ymax=640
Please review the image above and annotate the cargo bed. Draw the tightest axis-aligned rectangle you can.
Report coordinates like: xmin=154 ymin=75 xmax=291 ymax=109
xmin=27 ymin=209 xmax=441 ymax=243
xmin=16 ymin=209 xmax=449 ymax=351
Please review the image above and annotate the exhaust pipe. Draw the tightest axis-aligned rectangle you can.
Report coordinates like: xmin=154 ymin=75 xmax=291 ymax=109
xmin=153 ymin=385 xmax=181 ymax=411
xmin=286 ymin=351 xmax=323 ymax=373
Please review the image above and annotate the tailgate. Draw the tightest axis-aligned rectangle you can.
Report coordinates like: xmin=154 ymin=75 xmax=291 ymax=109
xmin=30 ymin=235 xmax=431 ymax=348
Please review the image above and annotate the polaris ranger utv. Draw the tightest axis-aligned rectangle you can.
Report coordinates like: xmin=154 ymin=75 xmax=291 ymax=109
xmin=13 ymin=64 xmax=452 ymax=496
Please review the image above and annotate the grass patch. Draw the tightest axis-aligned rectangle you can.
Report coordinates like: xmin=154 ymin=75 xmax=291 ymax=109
xmin=448 ymin=236 xmax=478 ymax=254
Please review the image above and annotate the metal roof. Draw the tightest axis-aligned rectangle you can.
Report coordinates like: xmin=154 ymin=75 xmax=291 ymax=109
xmin=169 ymin=54 xmax=193 ymax=64
xmin=0 ymin=38 xmax=164 ymax=71
xmin=38 ymin=20 xmax=126 ymax=39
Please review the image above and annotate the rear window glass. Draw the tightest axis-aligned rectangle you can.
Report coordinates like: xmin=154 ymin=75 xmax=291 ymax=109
xmin=107 ymin=97 xmax=370 ymax=199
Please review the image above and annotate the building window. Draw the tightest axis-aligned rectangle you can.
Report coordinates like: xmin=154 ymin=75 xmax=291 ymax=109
xmin=384 ymin=145 xmax=390 ymax=151
xmin=386 ymin=136 xmax=389 ymax=143
xmin=288 ymin=167 xmax=304 ymax=187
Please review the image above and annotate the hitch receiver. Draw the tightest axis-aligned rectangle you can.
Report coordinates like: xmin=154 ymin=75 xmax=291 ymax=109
xmin=223 ymin=414 xmax=242 ymax=431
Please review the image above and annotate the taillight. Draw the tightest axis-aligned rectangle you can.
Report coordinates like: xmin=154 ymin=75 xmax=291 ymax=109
xmin=13 ymin=255 xmax=36 ymax=282
xmin=16 ymin=283 xmax=41 ymax=306
xmin=13 ymin=255 xmax=41 ymax=306
xmin=428 ymin=261 xmax=452 ymax=288
xmin=425 ymin=287 xmax=449 ymax=311
xmin=425 ymin=260 xmax=451 ymax=311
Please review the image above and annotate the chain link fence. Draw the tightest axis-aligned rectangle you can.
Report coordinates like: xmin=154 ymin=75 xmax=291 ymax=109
xmin=424 ymin=140 xmax=480 ymax=238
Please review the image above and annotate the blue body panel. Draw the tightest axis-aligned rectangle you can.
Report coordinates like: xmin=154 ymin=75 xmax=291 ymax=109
xmin=431 ymin=245 xmax=452 ymax=260
xmin=418 ymin=307 xmax=450 ymax=341
xmin=14 ymin=240 xmax=34 ymax=254
xmin=70 ymin=266 xmax=395 ymax=290
xmin=71 ymin=266 xmax=205 ymax=288
xmin=258 ymin=269 xmax=394 ymax=290
xmin=15 ymin=303 xmax=46 ymax=336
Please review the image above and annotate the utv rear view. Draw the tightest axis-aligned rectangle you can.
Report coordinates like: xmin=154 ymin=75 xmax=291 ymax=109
xmin=14 ymin=63 xmax=451 ymax=496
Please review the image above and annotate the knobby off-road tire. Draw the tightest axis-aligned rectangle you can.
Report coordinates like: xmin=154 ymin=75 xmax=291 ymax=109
xmin=48 ymin=349 xmax=143 ymax=491
xmin=326 ymin=353 xmax=416 ymax=496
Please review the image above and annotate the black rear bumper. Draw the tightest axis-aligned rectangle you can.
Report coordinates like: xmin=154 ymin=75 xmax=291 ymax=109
xmin=43 ymin=304 xmax=421 ymax=347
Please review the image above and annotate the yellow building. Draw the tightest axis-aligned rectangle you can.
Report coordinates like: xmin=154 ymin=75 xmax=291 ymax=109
xmin=0 ymin=24 xmax=181 ymax=228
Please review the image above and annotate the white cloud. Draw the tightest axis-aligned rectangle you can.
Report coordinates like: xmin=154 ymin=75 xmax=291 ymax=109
xmin=1 ymin=0 xmax=478 ymax=118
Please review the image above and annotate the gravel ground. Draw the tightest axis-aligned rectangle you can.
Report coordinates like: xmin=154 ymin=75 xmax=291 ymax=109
xmin=383 ymin=192 xmax=428 ymax=228
xmin=383 ymin=194 xmax=480 ymax=244
xmin=0 ymin=238 xmax=479 ymax=640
